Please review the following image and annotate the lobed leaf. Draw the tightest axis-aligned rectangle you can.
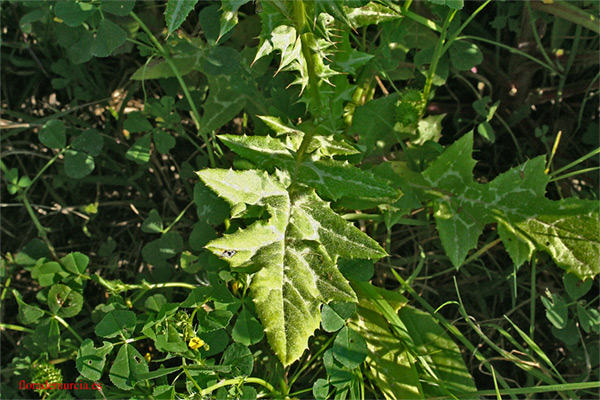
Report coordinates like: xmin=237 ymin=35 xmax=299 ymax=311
xmin=197 ymin=168 xmax=386 ymax=365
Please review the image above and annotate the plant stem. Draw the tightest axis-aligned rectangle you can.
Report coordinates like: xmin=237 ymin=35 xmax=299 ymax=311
xmin=423 ymin=9 xmax=457 ymax=101
xmin=0 ymin=323 xmax=35 ymax=333
xmin=200 ymin=377 xmax=277 ymax=397
xmin=129 ymin=12 xmax=216 ymax=168
xmin=53 ymin=315 xmax=84 ymax=343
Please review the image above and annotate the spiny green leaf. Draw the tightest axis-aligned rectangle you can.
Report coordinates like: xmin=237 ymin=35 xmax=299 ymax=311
xmin=109 ymin=344 xmax=149 ymax=390
xmin=218 ymin=0 xmax=251 ymax=42
xmin=218 ymin=134 xmax=398 ymax=206
xmin=421 ymin=131 xmax=600 ymax=278
xmin=165 ymin=0 xmax=199 ymax=35
xmin=197 ymin=168 xmax=385 ymax=365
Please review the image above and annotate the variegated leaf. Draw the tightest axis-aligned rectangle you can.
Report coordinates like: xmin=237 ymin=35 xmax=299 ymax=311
xmin=196 ymin=169 xmax=386 ymax=365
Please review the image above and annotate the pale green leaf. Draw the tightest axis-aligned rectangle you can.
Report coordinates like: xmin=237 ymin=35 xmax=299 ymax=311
xmin=126 ymin=134 xmax=151 ymax=164
xmin=421 ymin=131 xmax=599 ymax=278
xmin=218 ymin=134 xmax=398 ymax=205
xmin=109 ymin=344 xmax=149 ymax=390
xmin=165 ymin=0 xmax=199 ymax=35
xmin=197 ymin=169 xmax=386 ymax=365
xmin=218 ymin=0 xmax=251 ymax=42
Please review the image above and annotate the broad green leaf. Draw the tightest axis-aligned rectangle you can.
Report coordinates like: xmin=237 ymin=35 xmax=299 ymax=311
xmin=141 ymin=209 xmax=163 ymax=233
xmin=352 ymin=93 xmax=400 ymax=157
xmin=197 ymin=309 xmax=233 ymax=333
xmin=64 ymin=150 xmax=95 ymax=178
xmin=323 ymin=349 xmax=353 ymax=388
xmin=197 ymin=169 xmax=386 ymax=365
xmin=541 ymin=292 xmax=569 ymax=329
xmin=232 ymin=308 xmax=264 ymax=346
xmin=72 ymin=129 xmax=104 ymax=156
xmin=95 ymin=310 xmax=137 ymax=339
xmin=165 ymin=0 xmax=199 ymax=35
xmin=92 ymin=19 xmax=127 ymax=57
xmin=397 ymin=306 xmax=476 ymax=397
xmin=126 ymin=134 xmax=151 ymax=164
xmin=33 ymin=318 xmax=61 ymax=358
xmin=563 ymin=272 xmax=592 ymax=300
xmin=145 ymin=294 xmax=167 ymax=313
xmin=218 ymin=0 xmax=251 ymax=41
xmin=421 ymin=131 xmax=600 ymax=278
xmin=48 ymin=283 xmax=84 ymax=318
xmin=428 ymin=0 xmax=464 ymax=10
xmin=31 ymin=261 xmax=68 ymax=287
xmin=198 ymin=75 xmax=246 ymax=136
xmin=222 ymin=343 xmax=253 ymax=376
xmin=123 ymin=112 xmax=152 ymax=133
xmin=351 ymin=299 xmax=421 ymax=399
xmin=54 ymin=2 xmax=96 ymax=27
xmin=60 ymin=252 xmax=89 ymax=275
xmin=219 ymin=134 xmax=398 ymax=205
xmin=39 ymin=120 xmax=66 ymax=149
xmin=155 ymin=324 xmax=188 ymax=353
xmin=76 ymin=339 xmax=114 ymax=381
xmin=13 ymin=289 xmax=44 ymax=324
xmin=203 ymin=46 xmax=241 ymax=75
xmin=67 ymin=30 xmax=94 ymax=64
xmin=332 ymin=326 xmax=368 ymax=369
xmin=109 ymin=344 xmax=149 ymax=390
xmin=449 ymin=40 xmax=483 ymax=71
xmin=321 ymin=301 xmax=357 ymax=333
xmin=100 ymin=0 xmax=135 ymax=16
xmin=313 ymin=379 xmax=329 ymax=400
xmin=153 ymin=130 xmax=176 ymax=153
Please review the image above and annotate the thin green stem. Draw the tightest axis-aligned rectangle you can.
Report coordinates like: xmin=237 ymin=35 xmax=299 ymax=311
xmin=0 ymin=323 xmax=35 ymax=333
xmin=549 ymin=166 xmax=600 ymax=183
xmin=129 ymin=12 xmax=216 ymax=168
xmin=549 ymin=147 xmax=600 ymax=177
xmin=525 ymin=0 xmax=563 ymax=73
xmin=460 ymin=35 xmax=559 ymax=73
xmin=24 ymin=149 xmax=66 ymax=195
xmin=53 ymin=315 xmax=84 ymax=343
xmin=423 ymin=10 xmax=457 ymax=100
xmin=200 ymin=377 xmax=277 ymax=397
xmin=163 ymin=201 xmax=194 ymax=234
xmin=460 ymin=381 xmax=600 ymax=398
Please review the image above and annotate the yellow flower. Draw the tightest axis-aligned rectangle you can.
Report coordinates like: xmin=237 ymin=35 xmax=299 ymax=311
xmin=188 ymin=337 xmax=205 ymax=350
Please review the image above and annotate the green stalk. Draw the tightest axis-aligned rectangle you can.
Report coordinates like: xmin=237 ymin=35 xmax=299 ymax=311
xmin=200 ymin=377 xmax=278 ymax=397
xmin=0 ymin=323 xmax=35 ymax=333
xmin=465 ymin=381 xmax=600 ymax=398
xmin=53 ymin=315 xmax=84 ymax=344
xmin=423 ymin=10 xmax=457 ymax=101
xmin=129 ymin=12 xmax=216 ymax=168
xmin=163 ymin=201 xmax=194 ymax=234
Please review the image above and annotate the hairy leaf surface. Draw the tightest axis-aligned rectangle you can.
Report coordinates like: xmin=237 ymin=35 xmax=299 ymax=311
xmin=422 ymin=132 xmax=599 ymax=278
xmin=196 ymin=169 xmax=386 ymax=365
xmin=219 ymin=134 xmax=399 ymax=206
